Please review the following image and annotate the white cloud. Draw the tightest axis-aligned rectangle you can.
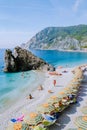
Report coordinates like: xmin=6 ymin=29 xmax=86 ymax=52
xmin=73 ymin=0 xmax=83 ymax=12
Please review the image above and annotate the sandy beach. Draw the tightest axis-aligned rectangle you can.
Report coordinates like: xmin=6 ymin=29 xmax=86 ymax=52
xmin=0 ymin=66 xmax=87 ymax=130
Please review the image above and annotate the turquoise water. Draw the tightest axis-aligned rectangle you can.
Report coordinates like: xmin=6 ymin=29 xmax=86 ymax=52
xmin=0 ymin=49 xmax=87 ymax=113
xmin=31 ymin=50 xmax=87 ymax=67
xmin=0 ymin=49 xmax=44 ymax=113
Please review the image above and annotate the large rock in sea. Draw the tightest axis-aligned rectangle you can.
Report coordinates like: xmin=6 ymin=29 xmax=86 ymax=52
xmin=4 ymin=47 xmax=55 ymax=72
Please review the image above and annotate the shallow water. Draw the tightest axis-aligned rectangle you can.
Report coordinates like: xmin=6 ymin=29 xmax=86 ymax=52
xmin=0 ymin=69 xmax=45 ymax=112
xmin=0 ymin=49 xmax=45 ymax=113
xmin=0 ymin=49 xmax=87 ymax=113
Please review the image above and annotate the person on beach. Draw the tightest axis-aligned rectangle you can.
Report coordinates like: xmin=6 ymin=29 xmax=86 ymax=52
xmin=53 ymin=79 xmax=56 ymax=86
xmin=48 ymin=90 xmax=53 ymax=93
xmin=38 ymin=85 xmax=43 ymax=90
xmin=27 ymin=94 xmax=33 ymax=99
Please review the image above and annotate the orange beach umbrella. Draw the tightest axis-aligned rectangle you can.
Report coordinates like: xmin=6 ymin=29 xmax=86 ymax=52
xmin=24 ymin=112 xmax=43 ymax=126
xmin=37 ymin=103 xmax=55 ymax=114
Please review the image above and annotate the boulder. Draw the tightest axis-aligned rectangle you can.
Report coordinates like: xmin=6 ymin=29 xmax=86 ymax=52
xmin=4 ymin=47 xmax=55 ymax=72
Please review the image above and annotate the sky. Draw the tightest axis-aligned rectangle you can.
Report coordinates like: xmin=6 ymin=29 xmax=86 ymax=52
xmin=0 ymin=0 xmax=87 ymax=48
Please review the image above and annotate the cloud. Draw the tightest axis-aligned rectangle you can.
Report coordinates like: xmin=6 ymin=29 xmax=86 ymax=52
xmin=73 ymin=0 xmax=83 ymax=12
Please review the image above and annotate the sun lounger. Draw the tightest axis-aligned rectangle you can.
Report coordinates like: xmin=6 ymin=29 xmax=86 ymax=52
xmin=42 ymin=114 xmax=56 ymax=126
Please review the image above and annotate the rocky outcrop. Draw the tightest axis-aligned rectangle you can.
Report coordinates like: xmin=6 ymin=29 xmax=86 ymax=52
xmin=4 ymin=47 xmax=55 ymax=72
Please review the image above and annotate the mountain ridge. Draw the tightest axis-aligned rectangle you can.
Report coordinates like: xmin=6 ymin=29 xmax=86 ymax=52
xmin=21 ymin=24 xmax=87 ymax=51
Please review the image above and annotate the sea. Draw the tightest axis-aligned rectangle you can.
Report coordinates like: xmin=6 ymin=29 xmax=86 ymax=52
xmin=0 ymin=49 xmax=87 ymax=113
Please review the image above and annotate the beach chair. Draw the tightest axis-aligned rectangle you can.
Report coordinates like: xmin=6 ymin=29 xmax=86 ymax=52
xmin=42 ymin=114 xmax=56 ymax=127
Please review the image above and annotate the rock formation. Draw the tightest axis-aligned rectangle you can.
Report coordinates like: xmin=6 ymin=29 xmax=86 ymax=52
xmin=4 ymin=47 xmax=55 ymax=72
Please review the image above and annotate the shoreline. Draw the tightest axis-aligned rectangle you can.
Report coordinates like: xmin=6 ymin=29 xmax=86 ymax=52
xmin=0 ymin=65 xmax=87 ymax=130
xmin=31 ymin=48 xmax=87 ymax=53
xmin=58 ymin=49 xmax=87 ymax=53
xmin=0 ymin=70 xmax=45 ymax=113
xmin=0 ymin=67 xmax=74 ymax=130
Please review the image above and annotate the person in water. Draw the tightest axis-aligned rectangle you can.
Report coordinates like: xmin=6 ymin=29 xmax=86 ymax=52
xmin=38 ymin=85 xmax=43 ymax=90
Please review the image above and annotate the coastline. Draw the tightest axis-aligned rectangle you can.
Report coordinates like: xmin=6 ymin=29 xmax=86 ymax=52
xmin=1 ymin=65 xmax=87 ymax=130
xmin=0 ymin=70 xmax=45 ymax=114
xmin=0 ymin=67 xmax=74 ymax=130
xmin=0 ymin=70 xmax=46 ymax=129
xmin=31 ymin=48 xmax=87 ymax=53
xmin=58 ymin=49 xmax=87 ymax=53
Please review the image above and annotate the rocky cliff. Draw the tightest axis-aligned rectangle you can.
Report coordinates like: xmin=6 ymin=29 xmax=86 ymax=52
xmin=22 ymin=25 xmax=87 ymax=50
xmin=4 ymin=47 xmax=54 ymax=72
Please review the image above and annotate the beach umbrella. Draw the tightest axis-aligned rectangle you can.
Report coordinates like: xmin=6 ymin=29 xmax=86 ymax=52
xmin=64 ymin=88 xmax=73 ymax=95
xmin=24 ymin=112 xmax=43 ymax=126
xmin=78 ymin=78 xmax=83 ymax=82
xmin=57 ymin=91 xmax=69 ymax=106
xmin=47 ymin=96 xmax=61 ymax=105
xmin=58 ymin=91 xmax=73 ymax=105
xmin=75 ymin=116 xmax=87 ymax=129
xmin=47 ymin=96 xmax=65 ymax=112
xmin=37 ymin=103 xmax=55 ymax=114
xmin=70 ymin=83 xmax=80 ymax=89
xmin=47 ymin=97 xmax=62 ymax=112
xmin=67 ymin=83 xmax=79 ymax=89
xmin=64 ymin=87 xmax=78 ymax=94
xmin=71 ymin=78 xmax=80 ymax=81
xmin=75 ymin=78 xmax=83 ymax=82
xmin=57 ymin=91 xmax=68 ymax=98
xmin=71 ymin=79 xmax=80 ymax=84
xmin=7 ymin=122 xmax=30 ymax=130
xmin=71 ymin=82 xmax=80 ymax=85
xmin=81 ymin=106 xmax=87 ymax=114
xmin=64 ymin=87 xmax=72 ymax=91
xmin=64 ymin=90 xmax=74 ymax=95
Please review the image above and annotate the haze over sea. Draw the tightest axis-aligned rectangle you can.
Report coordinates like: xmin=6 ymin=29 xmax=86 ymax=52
xmin=0 ymin=49 xmax=87 ymax=113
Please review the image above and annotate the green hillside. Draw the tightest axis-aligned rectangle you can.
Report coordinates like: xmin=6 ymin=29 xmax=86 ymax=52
xmin=23 ymin=25 xmax=87 ymax=50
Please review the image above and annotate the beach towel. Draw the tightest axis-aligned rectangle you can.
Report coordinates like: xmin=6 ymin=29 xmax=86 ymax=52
xmin=11 ymin=115 xmax=24 ymax=123
xmin=11 ymin=118 xmax=17 ymax=123
xmin=17 ymin=115 xmax=24 ymax=121
xmin=42 ymin=114 xmax=56 ymax=122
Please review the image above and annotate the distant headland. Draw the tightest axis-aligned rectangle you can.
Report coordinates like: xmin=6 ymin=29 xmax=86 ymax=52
xmin=21 ymin=24 xmax=87 ymax=51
